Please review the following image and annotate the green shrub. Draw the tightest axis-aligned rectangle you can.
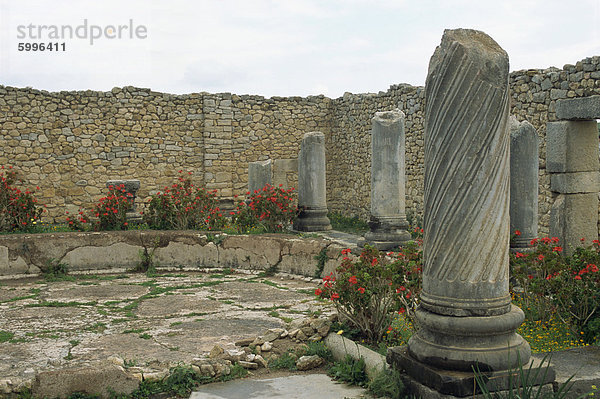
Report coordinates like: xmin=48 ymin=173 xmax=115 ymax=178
xmin=231 ymin=184 xmax=297 ymax=233
xmin=0 ymin=167 xmax=44 ymax=232
xmin=143 ymin=172 xmax=225 ymax=231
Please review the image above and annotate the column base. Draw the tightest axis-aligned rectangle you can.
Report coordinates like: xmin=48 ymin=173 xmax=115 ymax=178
xmin=388 ymin=346 xmax=555 ymax=398
xmin=358 ymin=216 xmax=412 ymax=250
xmin=293 ymin=208 xmax=332 ymax=232
xmin=408 ymin=306 xmax=531 ymax=371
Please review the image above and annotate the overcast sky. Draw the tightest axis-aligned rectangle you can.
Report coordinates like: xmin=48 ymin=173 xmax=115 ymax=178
xmin=1 ymin=0 xmax=599 ymax=98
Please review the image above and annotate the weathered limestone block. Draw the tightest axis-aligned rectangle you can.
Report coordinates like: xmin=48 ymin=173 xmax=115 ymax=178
xmin=32 ymin=362 xmax=139 ymax=399
xmin=272 ymin=158 xmax=298 ymax=189
xmin=294 ymin=132 xmax=331 ymax=231
xmin=546 ymin=121 xmax=599 ymax=173
xmin=550 ymin=193 xmax=599 ymax=254
xmin=555 ymin=95 xmax=600 ymax=120
xmin=391 ymin=29 xmax=534 ymax=396
xmin=360 ymin=109 xmax=411 ymax=249
xmin=509 ymin=117 xmax=539 ymax=250
xmin=248 ymin=159 xmax=272 ymax=193
xmin=550 ymin=171 xmax=600 ymax=194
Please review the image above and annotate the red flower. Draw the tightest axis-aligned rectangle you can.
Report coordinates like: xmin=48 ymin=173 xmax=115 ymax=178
xmin=330 ymin=293 xmax=340 ymax=300
xmin=341 ymin=248 xmax=351 ymax=255
xmin=348 ymin=276 xmax=358 ymax=285
xmin=314 ymin=288 xmax=322 ymax=296
xmin=528 ymin=275 xmax=533 ymax=280
xmin=537 ymin=254 xmax=544 ymax=261
xmin=357 ymin=287 xmax=365 ymax=294
xmin=552 ymin=246 xmax=562 ymax=253
xmin=514 ymin=230 xmax=521 ymax=236
xmin=530 ymin=238 xmax=538 ymax=246
xmin=371 ymin=258 xmax=378 ymax=266
xmin=398 ymin=308 xmax=406 ymax=314
xmin=515 ymin=252 xmax=526 ymax=258
xmin=575 ymin=275 xmax=582 ymax=280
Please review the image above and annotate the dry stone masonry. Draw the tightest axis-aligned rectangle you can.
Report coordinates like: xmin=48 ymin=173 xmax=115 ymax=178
xmin=389 ymin=29 xmax=535 ymax=397
xmin=509 ymin=117 xmax=539 ymax=250
xmin=359 ymin=109 xmax=411 ymax=249
xmin=548 ymin=96 xmax=600 ymax=254
xmin=1 ymin=58 xmax=600 ymax=234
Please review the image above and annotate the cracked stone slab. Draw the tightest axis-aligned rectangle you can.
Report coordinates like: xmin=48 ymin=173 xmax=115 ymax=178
xmin=555 ymin=95 xmax=600 ymax=120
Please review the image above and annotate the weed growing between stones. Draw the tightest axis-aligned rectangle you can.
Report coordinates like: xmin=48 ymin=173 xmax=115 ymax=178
xmin=110 ymin=363 xmax=248 ymax=399
xmin=473 ymin=354 xmax=577 ymax=399
xmin=40 ymin=258 xmax=70 ymax=280
xmin=132 ymin=237 xmax=159 ymax=276
xmin=313 ymin=247 xmax=329 ymax=278
xmin=367 ymin=367 xmax=406 ymax=399
xmin=327 ymin=354 xmax=368 ymax=387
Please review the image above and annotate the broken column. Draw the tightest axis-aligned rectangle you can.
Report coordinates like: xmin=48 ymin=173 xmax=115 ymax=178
xmin=388 ymin=29 xmax=537 ymax=397
xmin=293 ymin=132 xmax=331 ymax=231
xmin=509 ymin=117 xmax=539 ymax=251
xmin=359 ymin=109 xmax=411 ymax=249
xmin=548 ymin=95 xmax=600 ymax=254
xmin=248 ymin=159 xmax=272 ymax=194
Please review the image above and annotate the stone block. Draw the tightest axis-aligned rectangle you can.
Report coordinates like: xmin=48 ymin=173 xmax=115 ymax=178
xmin=550 ymin=171 xmax=600 ymax=194
xmin=32 ymin=362 xmax=139 ymax=399
xmin=550 ymin=193 xmax=599 ymax=255
xmin=546 ymin=121 xmax=599 ymax=173
xmin=555 ymin=95 xmax=600 ymax=120
xmin=248 ymin=159 xmax=272 ymax=193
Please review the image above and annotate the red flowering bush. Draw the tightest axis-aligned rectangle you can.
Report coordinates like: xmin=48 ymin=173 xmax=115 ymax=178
xmin=65 ymin=209 xmax=90 ymax=231
xmin=92 ymin=184 xmax=132 ymax=231
xmin=510 ymin=235 xmax=600 ymax=343
xmin=230 ymin=184 xmax=297 ymax=233
xmin=315 ymin=243 xmax=422 ymax=343
xmin=0 ymin=166 xmax=44 ymax=232
xmin=143 ymin=172 xmax=225 ymax=230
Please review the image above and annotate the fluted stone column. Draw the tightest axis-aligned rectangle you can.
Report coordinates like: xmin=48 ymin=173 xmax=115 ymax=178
xmin=293 ymin=132 xmax=331 ymax=231
xmin=248 ymin=159 xmax=272 ymax=194
xmin=388 ymin=29 xmax=538 ymax=397
xmin=359 ymin=109 xmax=411 ymax=249
xmin=509 ymin=117 xmax=539 ymax=251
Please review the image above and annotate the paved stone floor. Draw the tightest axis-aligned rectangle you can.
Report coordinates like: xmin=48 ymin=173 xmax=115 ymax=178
xmin=0 ymin=268 xmax=336 ymax=394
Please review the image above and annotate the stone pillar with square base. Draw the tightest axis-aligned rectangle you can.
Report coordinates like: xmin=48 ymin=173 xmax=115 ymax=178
xmin=359 ymin=109 xmax=411 ymax=250
xmin=509 ymin=117 xmax=539 ymax=251
xmin=293 ymin=132 xmax=331 ymax=231
xmin=387 ymin=29 xmax=544 ymax=398
xmin=248 ymin=159 xmax=272 ymax=194
xmin=548 ymin=97 xmax=600 ymax=254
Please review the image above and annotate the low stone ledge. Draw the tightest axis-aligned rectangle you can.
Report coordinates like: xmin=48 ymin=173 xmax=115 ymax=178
xmin=0 ymin=230 xmax=345 ymax=278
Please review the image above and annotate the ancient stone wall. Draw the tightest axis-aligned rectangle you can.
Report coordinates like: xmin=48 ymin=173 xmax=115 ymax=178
xmin=1 ymin=56 xmax=600 ymax=235
xmin=327 ymin=85 xmax=425 ymax=223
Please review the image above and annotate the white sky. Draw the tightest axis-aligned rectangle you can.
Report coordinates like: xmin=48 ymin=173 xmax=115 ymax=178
xmin=1 ymin=0 xmax=599 ymax=98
